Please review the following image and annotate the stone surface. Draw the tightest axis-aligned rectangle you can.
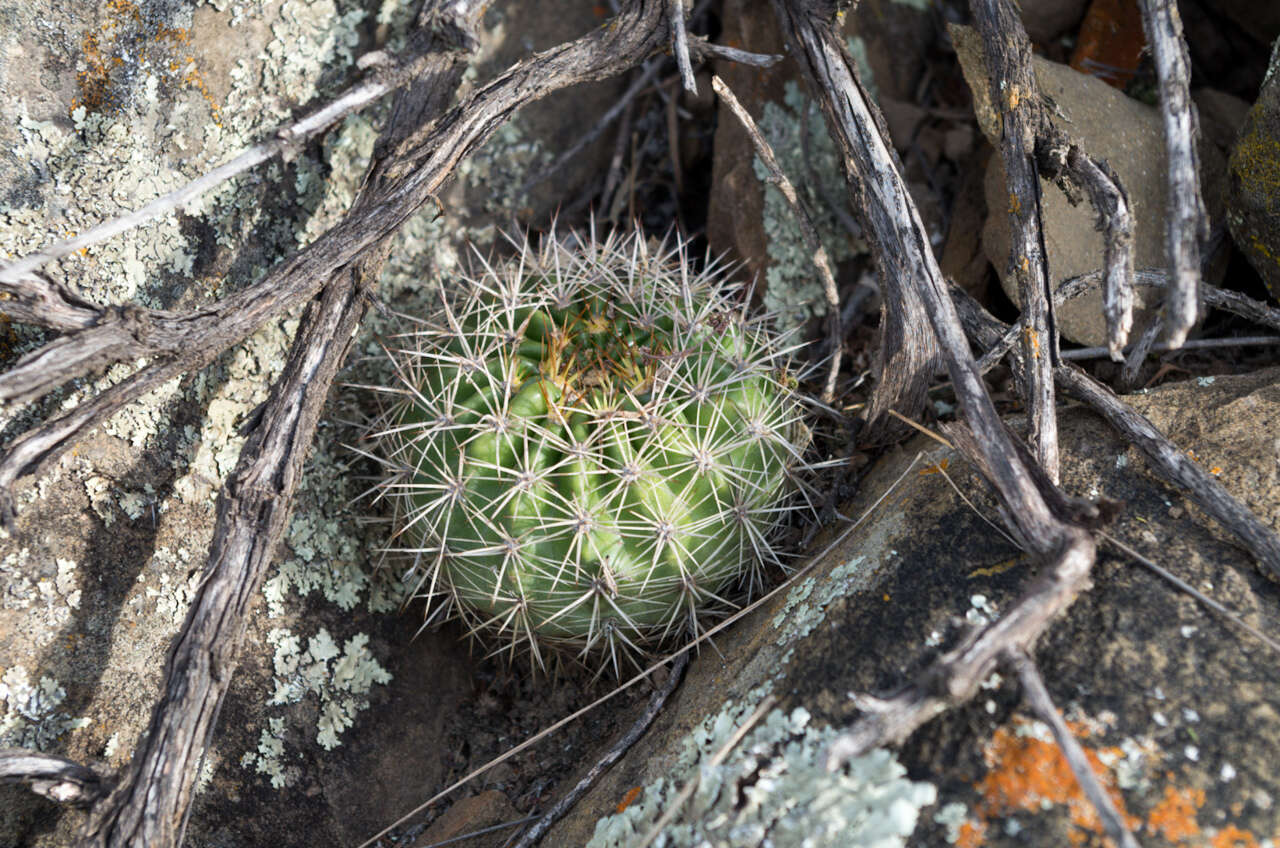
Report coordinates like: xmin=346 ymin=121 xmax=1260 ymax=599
xmin=952 ymin=25 xmax=1229 ymax=347
xmin=411 ymin=790 xmax=519 ymax=848
xmin=0 ymin=1 xmax=645 ymax=846
xmin=1018 ymin=0 xmax=1089 ymax=46
xmin=705 ymin=0 xmax=935 ymax=333
xmin=546 ymin=368 xmax=1280 ymax=847
xmin=1227 ymin=39 xmax=1280 ymax=301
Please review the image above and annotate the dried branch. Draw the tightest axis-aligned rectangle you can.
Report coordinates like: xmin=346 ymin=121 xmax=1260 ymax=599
xmin=827 ymin=513 xmax=1095 ymax=768
xmin=950 ymin=285 xmax=1280 ymax=579
xmin=1061 ymin=335 xmax=1280 ymax=362
xmin=68 ymin=2 xmax=689 ymax=846
xmin=970 ymin=0 xmax=1060 ymax=480
xmin=1138 ymin=0 xmax=1208 ymax=348
xmin=711 ymin=75 xmax=841 ymax=403
xmin=1062 ymin=270 xmax=1280 ymax=336
xmin=980 ymin=271 xmax=1280 ymax=379
xmin=0 ymin=749 xmax=112 ymax=808
xmin=1003 ymin=651 xmax=1142 ymax=848
xmin=1056 ymin=149 xmax=1136 ymax=360
xmin=1053 ymin=366 xmax=1280 ymax=578
xmin=1120 ymin=314 xmax=1163 ymax=389
xmin=512 ymin=652 xmax=689 ymax=848
xmin=0 ymin=30 xmax=462 ymax=298
xmin=773 ymin=0 xmax=1078 ymax=556
xmin=0 ymin=0 xmax=679 ymax=530
xmin=770 ymin=0 xmax=943 ymax=441
xmin=517 ymin=39 xmax=779 ymax=198
xmin=668 ymin=0 xmax=696 ymax=94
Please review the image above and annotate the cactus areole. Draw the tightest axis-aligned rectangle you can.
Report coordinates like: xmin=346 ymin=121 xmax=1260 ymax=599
xmin=372 ymin=232 xmax=807 ymax=673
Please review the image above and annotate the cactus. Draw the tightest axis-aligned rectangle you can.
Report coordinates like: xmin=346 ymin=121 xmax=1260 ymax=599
xmin=364 ymin=230 xmax=809 ymax=675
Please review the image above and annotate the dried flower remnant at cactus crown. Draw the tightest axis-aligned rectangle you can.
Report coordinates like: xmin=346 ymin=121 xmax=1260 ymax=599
xmin=364 ymin=231 xmax=811 ymax=675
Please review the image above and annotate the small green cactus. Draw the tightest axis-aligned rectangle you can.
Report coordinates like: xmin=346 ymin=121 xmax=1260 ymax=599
xmin=364 ymin=230 xmax=808 ymax=674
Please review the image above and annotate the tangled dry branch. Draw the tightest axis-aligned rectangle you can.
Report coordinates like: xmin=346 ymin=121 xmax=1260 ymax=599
xmin=0 ymin=0 xmax=1274 ymax=845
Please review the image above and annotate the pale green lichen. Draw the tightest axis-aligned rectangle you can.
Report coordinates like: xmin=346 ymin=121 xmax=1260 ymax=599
xmin=772 ymin=554 xmax=880 ymax=649
xmin=934 ymin=801 xmax=971 ymax=843
xmin=588 ymin=701 xmax=935 ymax=848
xmin=0 ymin=548 xmax=81 ymax=646
xmin=456 ymin=118 xmax=554 ymax=216
xmin=140 ymin=546 xmax=201 ymax=627
xmin=256 ymin=626 xmax=391 ymax=756
xmin=0 ymin=666 xmax=92 ymax=750
xmin=755 ymin=81 xmax=866 ymax=334
xmin=1 ymin=0 xmax=407 ymax=806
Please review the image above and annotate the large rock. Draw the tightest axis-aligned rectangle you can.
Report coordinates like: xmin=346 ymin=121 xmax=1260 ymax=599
xmin=705 ymin=0 xmax=934 ymax=333
xmin=0 ymin=2 xmax=646 ymax=846
xmin=545 ymin=368 xmax=1280 ymax=847
xmin=952 ymin=25 xmax=1229 ymax=347
xmin=1227 ymin=39 xmax=1280 ymax=301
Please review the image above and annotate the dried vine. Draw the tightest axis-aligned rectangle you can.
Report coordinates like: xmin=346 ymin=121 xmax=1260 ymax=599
xmin=0 ymin=0 xmax=1264 ymax=846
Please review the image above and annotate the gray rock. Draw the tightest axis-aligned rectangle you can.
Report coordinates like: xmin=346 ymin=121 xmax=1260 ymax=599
xmin=951 ymin=25 xmax=1228 ymax=347
xmin=545 ymin=368 xmax=1280 ymax=847
xmin=1227 ymin=39 xmax=1280 ymax=301
xmin=0 ymin=1 xmax=640 ymax=846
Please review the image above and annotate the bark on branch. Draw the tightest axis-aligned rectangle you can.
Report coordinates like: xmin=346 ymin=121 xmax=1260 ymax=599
xmin=0 ymin=0 xmax=678 ymax=531
xmin=0 ymin=749 xmax=112 ymax=808
xmin=951 ymin=285 xmax=1280 ymax=579
xmin=770 ymin=0 xmax=943 ymax=441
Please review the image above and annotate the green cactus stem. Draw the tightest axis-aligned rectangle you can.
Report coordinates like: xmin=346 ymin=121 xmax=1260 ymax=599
xmin=363 ymin=230 xmax=809 ymax=675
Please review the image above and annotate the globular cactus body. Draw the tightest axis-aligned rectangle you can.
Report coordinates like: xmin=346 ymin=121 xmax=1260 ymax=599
xmin=368 ymin=231 xmax=807 ymax=673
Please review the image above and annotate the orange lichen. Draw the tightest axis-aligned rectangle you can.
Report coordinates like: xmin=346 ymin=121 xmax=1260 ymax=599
xmin=1146 ymin=785 xmax=1205 ymax=843
xmin=955 ymin=819 xmax=986 ymax=848
xmin=919 ymin=458 xmax=950 ymax=475
xmin=615 ymin=786 xmax=643 ymax=813
xmin=961 ymin=715 xmax=1267 ymax=848
xmin=72 ymin=0 xmax=221 ymax=124
xmin=1022 ymin=325 xmax=1041 ymax=359
xmin=1212 ymin=825 xmax=1261 ymax=848
xmin=969 ymin=718 xmax=1139 ymax=846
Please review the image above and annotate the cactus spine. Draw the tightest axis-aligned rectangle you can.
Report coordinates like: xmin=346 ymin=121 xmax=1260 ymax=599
xmin=366 ymin=230 xmax=807 ymax=675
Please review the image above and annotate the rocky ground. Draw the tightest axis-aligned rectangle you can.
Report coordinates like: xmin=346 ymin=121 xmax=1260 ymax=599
xmin=0 ymin=0 xmax=1278 ymax=847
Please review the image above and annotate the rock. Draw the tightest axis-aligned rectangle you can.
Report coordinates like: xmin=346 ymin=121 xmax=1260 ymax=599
xmin=951 ymin=25 xmax=1229 ymax=347
xmin=1227 ymin=40 xmax=1280 ymax=300
xmin=1018 ymin=0 xmax=1089 ymax=46
xmin=0 ymin=2 xmax=647 ymax=846
xmin=1212 ymin=0 xmax=1280 ymax=48
xmin=545 ymin=369 xmax=1280 ymax=847
xmin=706 ymin=0 xmax=933 ymax=333
xmin=413 ymin=790 xmax=518 ymax=848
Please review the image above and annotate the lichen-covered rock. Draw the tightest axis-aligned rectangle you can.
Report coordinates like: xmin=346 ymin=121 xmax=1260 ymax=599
xmin=543 ymin=368 xmax=1280 ymax=847
xmin=0 ymin=1 xmax=644 ymax=845
xmin=1227 ymin=38 xmax=1280 ymax=300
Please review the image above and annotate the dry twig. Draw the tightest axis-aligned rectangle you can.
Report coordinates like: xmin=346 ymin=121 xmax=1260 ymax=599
xmin=0 ymin=750 xmax=112 ymax=808
xmin=1003 ymin=651 xmax=1142 ymax=848
xmin=511 ymin=652 xmax=690 ymax=848
xmin=770 ymin=0 xmax=944 ymax=440
xmin=711 ymin=74 xmax=842 ymax=403
xmin=1138 ymin=0 xmax=1208 ymax=348
xmin=951 ymin=285 xmax=1280 ymax=579
xmin=970 ymin=0 xmax=1061 ymax=480
xmin=827 ymin=515 xmax=1095 ymax=768
xmin=0 ymin=2 xmax=717 ymax=846
xmin=668 ymin=0 xmax=696 ymax=94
